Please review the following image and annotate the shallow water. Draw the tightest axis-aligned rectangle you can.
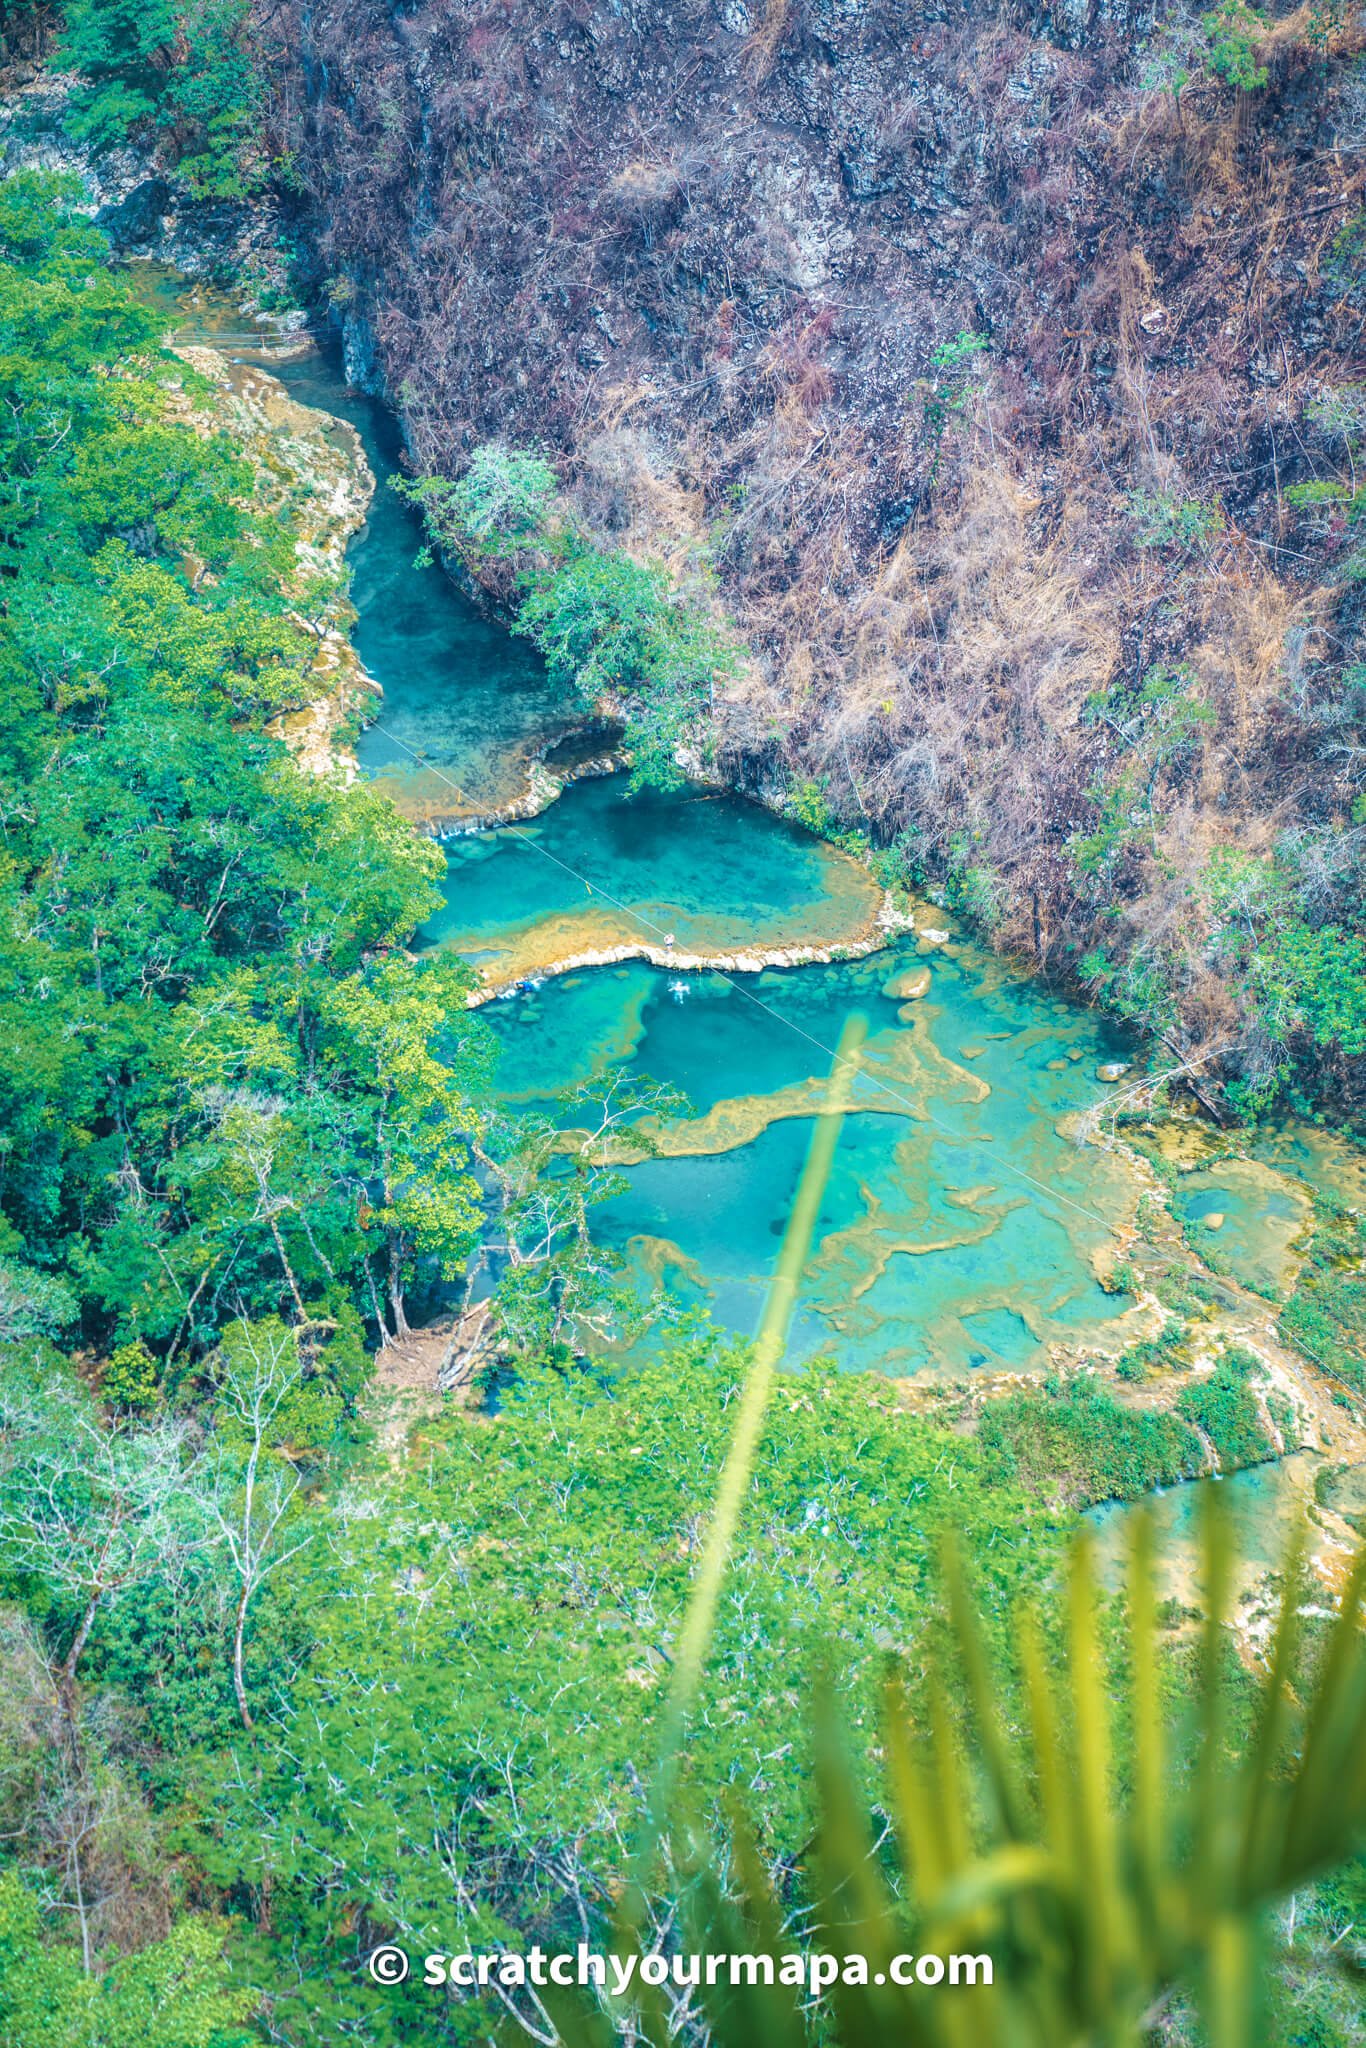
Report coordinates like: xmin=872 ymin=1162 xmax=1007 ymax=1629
xmin=427 ymin=775 xmax=884 ymax=977
xmin=1085 ymin=1452 xmax=1322 ymax=1605
xmin=152 ymin=285 xmax=1341 ymax=1380
xmin=274 ymin=356 xmax=578 ymax=824
xmin=1172 ymin=1162 xmax=1311 ymax=1301
xmin=131 ymin=263 xmax=576 ymax=822
xmin=486 ymin=940 xmax=1141 ymax=1373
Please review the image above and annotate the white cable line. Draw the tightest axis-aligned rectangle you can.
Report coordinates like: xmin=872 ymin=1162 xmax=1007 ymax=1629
xmin=366 ymin=719 xmax=1122 ymax=1239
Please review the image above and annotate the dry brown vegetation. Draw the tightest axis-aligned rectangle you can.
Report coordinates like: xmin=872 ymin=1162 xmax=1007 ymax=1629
xmin=259 ymin=0 xmax=1366 ymax=1093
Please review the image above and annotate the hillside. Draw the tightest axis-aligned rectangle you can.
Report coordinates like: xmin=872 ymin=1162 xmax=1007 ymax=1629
xmin=256 ymin=0 xmax=1366 ymax=1107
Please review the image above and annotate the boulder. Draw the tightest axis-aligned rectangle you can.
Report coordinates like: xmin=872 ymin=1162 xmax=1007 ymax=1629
xmin=95 ymin=178 xmax=173 ymax=250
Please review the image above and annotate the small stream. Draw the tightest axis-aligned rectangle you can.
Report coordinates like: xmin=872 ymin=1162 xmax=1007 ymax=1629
xmin=143 ymin=273 xmax=1360 ymax=1390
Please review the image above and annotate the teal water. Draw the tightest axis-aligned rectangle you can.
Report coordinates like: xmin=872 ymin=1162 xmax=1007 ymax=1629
xmin=1086 ymin=1453 xmax=1320 ymax=1604
xmin=1172 ymin=1165 xmax=1309 ymax=1300
xmin=153 ymin=290 xmax=1194 ymax=1378
xmin=132 ymin=263 xmax=572 ymax=822
xmin=487 ymin=940 xmax=1140 ymax=1374
xmin=274 ymin=356 xmax=577 ymax=825
xmin=425 ymin=776 xmax=883 ymax=977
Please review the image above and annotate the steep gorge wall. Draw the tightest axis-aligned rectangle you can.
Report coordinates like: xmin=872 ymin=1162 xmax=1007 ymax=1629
xmin=262 ymin=0 xmax=1366 ymax=1092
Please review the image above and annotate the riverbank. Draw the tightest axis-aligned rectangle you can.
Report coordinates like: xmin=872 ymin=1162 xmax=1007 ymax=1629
xmin=157 ymin=277 xmax=1366 ymax=1634
xmin=160 ymin=339 xmax=380 ymax=778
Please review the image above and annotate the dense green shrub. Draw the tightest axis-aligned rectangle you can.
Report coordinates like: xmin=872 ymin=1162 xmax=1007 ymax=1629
xmin=1202 ymin=0 xmax=1270 ymax=88
xmin=59 ymin=0 xmax=265 ymax=196
xmin=977 ymin=1376 xmax=1201 ymax=1506
xmin=1174 ymin=1346 xmax=1277 ymax=1468
xmin=1114 ymin=1318 xmax=1191 ymax=1383
xmin=514 ymin=538 xmax=742 ymax=788
xmin=0 ymin=1873 xmax=248 ymax=2047
xmin=400 ymin=442 xmax=744 ymax=790
xmin=1279 ymin=1203 xmax=1366 ymax=1392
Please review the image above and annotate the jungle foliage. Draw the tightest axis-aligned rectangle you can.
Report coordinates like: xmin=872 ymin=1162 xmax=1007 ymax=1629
xmin=555 ymin=1495 xmax=1366 ymax=2048
xmin=0 ymin=172 xmax=493 ymax=1370
xmin=58 ymin=0 xmax=265 ymax=197
xmin=977 ymin=1357 xmax=1276 ymax=1512
xmin=399 ymin=444 xmax=744 ymax=791
xmin=200 ymin=1340 xmax=1061 ymax=2045
xmin=1278 ymin=1200 xmax=1366 ymax=1394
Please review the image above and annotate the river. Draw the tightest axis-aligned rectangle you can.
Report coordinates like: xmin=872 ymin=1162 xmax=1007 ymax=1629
xmin=141 ymin=272 xmax=1364 ymax=1400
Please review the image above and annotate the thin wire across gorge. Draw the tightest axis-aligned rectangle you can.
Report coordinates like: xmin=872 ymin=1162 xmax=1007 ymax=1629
xmin=367 ymin=717 xmax=1122 ymax=1238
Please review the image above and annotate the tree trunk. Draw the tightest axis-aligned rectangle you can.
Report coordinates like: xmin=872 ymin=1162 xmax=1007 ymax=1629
xmin=70 ymin=1827 xmax=93 ymax=1975
xmin=233 ymin=1582 xmax=254 ymax=1731
xmin=56 ymin=1591 xmax=101 ymax=1737
xmin=270 ymin=1215 xmax=308 ymax=1323
xmin=388 ymin=1237 xmax=410 ymax=1338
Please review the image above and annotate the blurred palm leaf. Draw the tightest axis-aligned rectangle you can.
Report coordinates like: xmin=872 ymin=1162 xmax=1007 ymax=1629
xmin=551 ymin=1504 xmax=1366 ymax=2048
xmin=545 ymin=1026 xmax=1366 ymax=2047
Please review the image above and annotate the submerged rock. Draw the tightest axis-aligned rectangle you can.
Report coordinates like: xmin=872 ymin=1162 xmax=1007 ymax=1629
xmin=1203 ymin=1213 xmax=1227 ymax=1232
xmin=884 ymin=965 xmax=931 ymax=1000
xmin=1097 ymin=1062 xmax=1131 ymax=1082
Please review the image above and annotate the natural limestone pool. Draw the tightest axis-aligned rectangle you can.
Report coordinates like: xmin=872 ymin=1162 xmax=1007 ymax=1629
xmin=261 ymin=336 xmax=1179 ymax=1374
xmin=262 ymin=336 xmax=1154 ymax=1374
xmin=150 ymin=275 xmax=1354 ymax=1387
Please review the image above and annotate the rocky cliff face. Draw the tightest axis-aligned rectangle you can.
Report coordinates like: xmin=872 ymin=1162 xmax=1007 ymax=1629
xmin=263 ymin=0 xmax=1366 ymax=1092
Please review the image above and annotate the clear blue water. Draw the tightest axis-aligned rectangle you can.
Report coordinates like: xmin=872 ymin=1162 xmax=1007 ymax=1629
xmin=273 ymin=354 xmax=575 ymax=826
xmin=160 ymin=292 xmax=1154 ymax=1377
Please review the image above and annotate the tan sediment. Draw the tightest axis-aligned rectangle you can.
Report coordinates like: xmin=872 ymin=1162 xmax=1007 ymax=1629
xmin=414 ymin=750 xmax=623 ymax=835
xmin=626 ymin=1232 xmax=711 ymax=1296
xmin=162 ymin=344 xmax=380 ymax=779
xmin=463 ymin=884 xmax=910 ymax=1006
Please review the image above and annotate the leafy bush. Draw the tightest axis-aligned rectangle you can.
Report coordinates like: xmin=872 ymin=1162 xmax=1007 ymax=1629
xmin=1115 ymin=1319 xmax=1191 ymax=1383
xmin=1125 ymin=489 xmax=1225 ymax=550
xmin=977 ymin=1376 xmax=1202 ymax=1506
xmin=402 ymin=440 xmax=745 ymax=790
xmin=395 ymin=442 xmax=557 ymax=564
xmin=786 ymin=777 xmax=837 ymax=837
xmin=218 ymin=1342 xmax=1061 ymax=2041
xmin=1202 ymin=0 xmax=1270 ymax=89
xmin=0 ymin=1872 xmax=249 ymax=2047
xmin=513 ymin=538 xmax=743 ymax=789
xmin=1080 ymin=946 xmax=1179 ymax=1036
xmin=1175 ymin=1346 xmax=1277 ymax=1468
xmin=1253 ymin=921 xmax=1366 ymax=1057
xmin=1278 ymin=1204 xmax=1366 ymax=1392
xmin=103 ymin=1338 xmax=159 ymax=1410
